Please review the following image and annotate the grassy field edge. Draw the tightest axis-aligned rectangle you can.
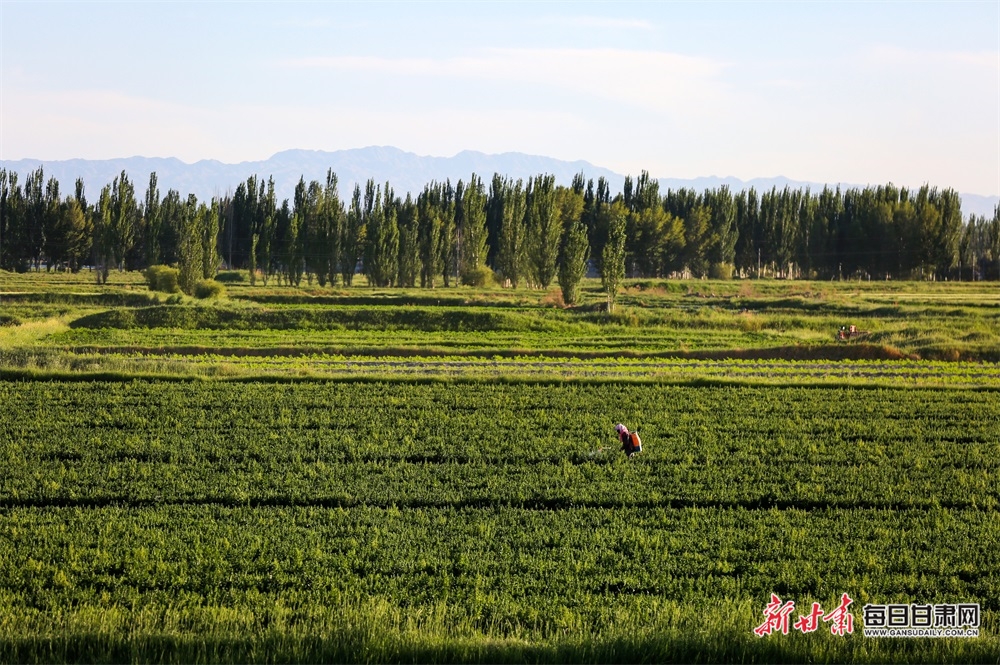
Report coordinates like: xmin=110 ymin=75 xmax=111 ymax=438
xmin=3 ymin=367 xmax=1000 ymax=392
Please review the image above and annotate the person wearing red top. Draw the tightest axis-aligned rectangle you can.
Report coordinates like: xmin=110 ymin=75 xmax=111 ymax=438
xmin=615 ymin=423 xmax=642 ymax=458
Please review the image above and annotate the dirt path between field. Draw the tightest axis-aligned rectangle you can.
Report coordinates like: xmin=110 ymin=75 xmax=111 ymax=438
xmin=72 ymin=342 xmax=914 ymax=361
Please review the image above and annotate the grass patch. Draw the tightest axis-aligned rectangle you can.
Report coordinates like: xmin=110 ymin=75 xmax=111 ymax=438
xmin=68 ymin=305 xmax=570 ymax=333
xmin=1 ymin=274 xmax=998 ymax=364
xmin=2 ymin=600 xmax=996 ymax=663
xmin=0 ymin=318 xmax=70 ymax=349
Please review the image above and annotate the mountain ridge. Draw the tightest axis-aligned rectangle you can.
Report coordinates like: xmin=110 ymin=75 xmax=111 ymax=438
xmin=2 ymin=147 xmax=996 ymax=217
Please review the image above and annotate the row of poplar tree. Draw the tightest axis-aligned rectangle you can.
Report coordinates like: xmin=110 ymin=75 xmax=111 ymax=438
xmin=2 ymin=166 xmax=999 ymax=298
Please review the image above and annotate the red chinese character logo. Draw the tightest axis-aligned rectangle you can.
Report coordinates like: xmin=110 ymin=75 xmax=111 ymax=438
xmin=794 ymin=602 xmax=825 ymax=634
xmin=822 ymin=593 xmax=855 ymax=635
xmin=755 ymin=594 xmax=796 ymax=636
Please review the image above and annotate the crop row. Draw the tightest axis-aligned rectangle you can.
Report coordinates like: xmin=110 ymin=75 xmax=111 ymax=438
xmin=8 ymin=347 xmax=1000 ymax=386
xmin=3 ymin=506 xmax=998 ymax=663
xmin=2 ymin=504 xmax=997 ymax=617
xmin=1 ymin=378 xmax=998 ymax=662
xmin=1 ymin=382 xmax=997 ymax=510
xmin=51 ymin=324 xmax=768 ymax=352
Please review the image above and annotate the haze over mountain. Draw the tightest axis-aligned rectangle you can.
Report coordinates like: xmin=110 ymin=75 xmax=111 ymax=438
xmin=3 ymin=147 xmax=997 ymax=218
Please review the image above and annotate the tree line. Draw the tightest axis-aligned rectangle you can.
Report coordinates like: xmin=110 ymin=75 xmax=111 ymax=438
xmin=2 ymin=166 xmax=998 ymax=302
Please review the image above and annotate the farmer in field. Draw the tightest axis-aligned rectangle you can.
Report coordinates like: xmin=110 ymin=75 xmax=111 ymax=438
xmin=615 ymin=423 xmax=642 ymax=458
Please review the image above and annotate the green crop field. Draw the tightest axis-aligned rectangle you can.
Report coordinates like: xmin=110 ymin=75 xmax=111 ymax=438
xmin=1 ymin=270 xmax=999 ymax=663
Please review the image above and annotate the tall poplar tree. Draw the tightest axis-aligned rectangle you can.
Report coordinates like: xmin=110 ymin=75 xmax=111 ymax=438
xmin=294 ymin=177 xmax=324 ymax=285
xmin=363 ymin=180 xmax=399 ymax=287
xmin=92 ymin=185 xmax=117 ymax=284
xmin=23 ymin=167 xmax=45 ymax=270
xmin=486 ymin=173 xmax=505 ymax=268
xmin=61 ymin=196 xmax=91 ymax=272
xmin=177 ymin=194 xmax=203 ymax=293
xmin=496 ymin=177 xmax=527 ymax=288
xmin=201 ymin=200 xmax=220 ymax=279
xmin=558 ymin=218 xmax=589 ymax=305
xmin=341 ymin=185 xmax=364 ymax=286
xmin=417 ymin=183 xmax=444 ymax=288
xmin=585 ymin=177 xmax=612 ymax=276
xmin=989 ymin=205 xmax=1000 ymax=279
xmin=0 ymin=170 xmax=9 ymax=270
xmin=157 ymin=190 xmax=183 ymax=268
xmin=143 ymin=172 xmax=161 ymax=266
xmin=683 ymin=205 xmax=711 ymax=277
xmin=397 ymin=193 xmax=419 ymax=287
xmin=703 ymin=185 xmax=737 ymax=277
xmin=285 ymin=211 xmax=304 ymax=286
xmin=41 ymin=176 xmax=62 ymax=269
xmin=107 ymin=170 xmax=138 ymax=272
xmin=321 ymin=169 xmax=344 ymax=286
xmin=459 ymin=174 xmax=489 ymax=282
xmin=525 ymin=174 xmax=560 ymax=288
xmin=440 ymin=180 xmax=456 ymax=287
xmin=257 ymin=178 xmax=277 ymax=285
xmin=601 ymin=202 xmax=627 ymax=312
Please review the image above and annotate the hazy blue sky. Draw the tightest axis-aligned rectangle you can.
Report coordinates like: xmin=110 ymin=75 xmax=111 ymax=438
xmin=2 ymin=1 xmax=998 ymax=194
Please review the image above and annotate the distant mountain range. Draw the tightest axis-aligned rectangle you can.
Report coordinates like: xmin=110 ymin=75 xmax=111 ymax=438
xmin=3 ymin=147 xmax=997 ymax=218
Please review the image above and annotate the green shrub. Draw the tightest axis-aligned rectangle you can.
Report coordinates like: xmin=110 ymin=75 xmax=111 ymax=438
xmin=460 ymin=265 xmax=495 ymax=287
xmin=194 ymin=279 xmax=226 ymax=299
xmin=69 ymin=305 xmax=530 ymax=332
xmin=215 ymin=271 xmax=246 ymax=284
xmin=709 ymin=262 xmax=734 ymax=280
xmin=0 ymin=314 xmax=22 ymax=327
xmin=144 ymin=265 xmax=181 ymax=293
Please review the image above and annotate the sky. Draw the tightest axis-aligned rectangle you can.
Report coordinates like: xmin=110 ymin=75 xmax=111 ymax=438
xmin=1 ymin=1 xmax=998 ymax=195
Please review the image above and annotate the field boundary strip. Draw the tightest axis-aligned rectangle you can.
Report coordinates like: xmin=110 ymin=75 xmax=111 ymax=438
xmin=63 ymin=343 xmax=916 ymax=361
xmin=3 ymin=366 xmax=1000 ymax=392
xmin=0 ymin=495 xmax=990 ymax=512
